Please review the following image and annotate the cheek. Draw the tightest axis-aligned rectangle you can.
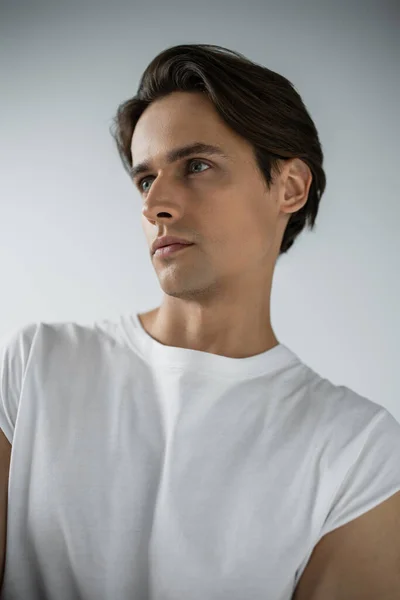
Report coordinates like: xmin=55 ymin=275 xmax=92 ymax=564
xmin=225 ymin=206 xmax=276 ymax=261
xmin=209 ymin=219 xmax=260 ymax=267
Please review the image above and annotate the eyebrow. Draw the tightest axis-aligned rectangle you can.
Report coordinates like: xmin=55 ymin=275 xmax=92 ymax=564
xmin=129 ymin=142 xmax=231 ymax=180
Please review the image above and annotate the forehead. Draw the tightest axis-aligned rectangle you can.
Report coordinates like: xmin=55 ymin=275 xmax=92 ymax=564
xmin=132 ymin=92 xmax=221 ymax=143
xmin=130 ymin=92 xmax=248 ymax=167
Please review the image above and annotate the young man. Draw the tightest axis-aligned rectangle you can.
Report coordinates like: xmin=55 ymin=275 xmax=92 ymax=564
xmin=0 ymin=44 xmax=399 ymax=599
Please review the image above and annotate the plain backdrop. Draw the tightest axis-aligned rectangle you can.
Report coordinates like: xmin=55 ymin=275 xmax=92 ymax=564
xmin=1 ymin=0 xmax=399 ymax=421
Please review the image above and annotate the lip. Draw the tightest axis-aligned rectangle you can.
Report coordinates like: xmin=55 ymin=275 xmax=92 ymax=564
xmin=151 ymin=235 xmax=194 ymax=255
xmin=154 ymin=243 xmax=194 ymax=258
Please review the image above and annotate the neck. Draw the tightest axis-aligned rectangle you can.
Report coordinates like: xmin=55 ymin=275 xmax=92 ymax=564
xmin=138 ymin=302 xmax=279 ymax=359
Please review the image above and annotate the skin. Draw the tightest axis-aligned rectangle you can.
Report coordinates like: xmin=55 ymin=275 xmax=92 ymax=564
xmin=130 ymin=90 xmax=312 ymax=358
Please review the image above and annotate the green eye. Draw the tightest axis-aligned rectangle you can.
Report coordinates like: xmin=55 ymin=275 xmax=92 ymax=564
xmin=138 ymin=159 xmax=210 ymax=193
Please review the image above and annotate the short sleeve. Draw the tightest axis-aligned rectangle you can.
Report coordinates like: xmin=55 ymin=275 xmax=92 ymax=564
xmin=0 ymin=322 xmax=39 ymax=444
xmin=320 ymin=407 xmax=400 ymax=538
xmin=295 ymin=405 xmax=400 ymax=589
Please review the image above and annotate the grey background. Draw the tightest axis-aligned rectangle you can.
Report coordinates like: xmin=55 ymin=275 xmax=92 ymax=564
xmin=1 ymin=0 xmax=399 ymax=419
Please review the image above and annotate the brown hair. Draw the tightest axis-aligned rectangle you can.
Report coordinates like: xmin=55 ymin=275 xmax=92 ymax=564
xmin=110 ymin=43 xmax=327 ymax=255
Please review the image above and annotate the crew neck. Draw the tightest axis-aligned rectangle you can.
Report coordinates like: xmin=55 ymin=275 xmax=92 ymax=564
xmin=119 ymin=312 xmax=301 ymax=379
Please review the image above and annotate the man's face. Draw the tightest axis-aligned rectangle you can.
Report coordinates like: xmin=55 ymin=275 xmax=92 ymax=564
xmin=130 ymin=91 xmax=288 ymax=302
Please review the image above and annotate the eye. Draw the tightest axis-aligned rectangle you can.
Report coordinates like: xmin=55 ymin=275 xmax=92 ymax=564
xmin=137 ymin=159 xmax=211 ymax=194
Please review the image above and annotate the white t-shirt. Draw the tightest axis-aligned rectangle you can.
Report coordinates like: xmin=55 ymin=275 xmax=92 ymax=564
xmin=0 ymin=313 xmax=399 ymax=600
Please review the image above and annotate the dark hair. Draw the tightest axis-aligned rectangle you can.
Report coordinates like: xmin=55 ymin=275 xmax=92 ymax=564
xmin=110 ymin=43 xmax=326 ymax=255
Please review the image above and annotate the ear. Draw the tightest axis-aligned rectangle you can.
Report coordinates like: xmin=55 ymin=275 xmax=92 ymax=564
xmin=281 ymin=158 xmax=313 ymax=215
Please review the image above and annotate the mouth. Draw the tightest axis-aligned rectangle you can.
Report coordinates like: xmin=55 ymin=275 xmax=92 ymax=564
xmin=153 ymin=243 xmax=194 ymax=258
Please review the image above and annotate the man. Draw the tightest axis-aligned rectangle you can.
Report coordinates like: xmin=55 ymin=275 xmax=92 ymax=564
xmin=0 ymin=44 xmax=399 ymax=599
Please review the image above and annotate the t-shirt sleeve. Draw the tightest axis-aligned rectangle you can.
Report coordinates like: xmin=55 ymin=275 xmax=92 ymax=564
xmin=0 ymin=322 xmax=39 ymax=445
xmin=295 ymin=404 xmax=400 ymax=588
xmin=319 ymin=406 xmax=400 ymax=538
